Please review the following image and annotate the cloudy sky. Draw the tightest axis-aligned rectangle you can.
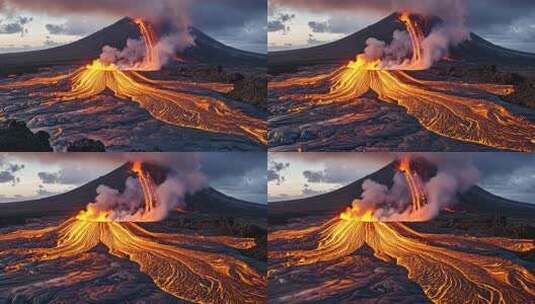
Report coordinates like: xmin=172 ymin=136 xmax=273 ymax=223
xmin=268 ymin=0 xmax=535 ymax=52
xmin=269 ymin=153 xmax=535 ymax=204
xmin=0 ymin=153 xmax=266 ymax=204
xmin=0 ymin=0 xmax=266 ymax=54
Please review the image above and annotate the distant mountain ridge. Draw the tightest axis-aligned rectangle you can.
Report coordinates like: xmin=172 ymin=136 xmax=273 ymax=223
xmin=269 ymin=12 xmax=535 ymax=69
xmin=0 ymin=17 xmax=265 ymax=74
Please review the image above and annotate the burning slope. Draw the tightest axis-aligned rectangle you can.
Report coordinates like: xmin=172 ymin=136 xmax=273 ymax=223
xmin=270 ymin=13 xmax=535 ymax=151
xmin=269 ymin=157 xmax=535 ymax=303
xmin=0 ymin=19 xmax=266 ymax=145
xmin=0 ymin=162 xmax=265 ymax=303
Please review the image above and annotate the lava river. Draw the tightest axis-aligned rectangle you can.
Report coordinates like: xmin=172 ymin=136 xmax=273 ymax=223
xmin=0 ymin=162 xmax=265 ymax=303
xmin=269 ymin=12 xmax=535 ymax=151
xmin=0 ymin=19 xmax=266 ymax=145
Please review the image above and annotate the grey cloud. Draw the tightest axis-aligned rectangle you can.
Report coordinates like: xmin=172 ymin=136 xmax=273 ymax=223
xmin=0 ymin=162 xmax=24 ymax=185
xmin=0 ymin=16 xmax=32 ymax=36
xmin=268 ymin=13 xmax=295 ymax=33
xmin=308 ymin=21 xmax=330 ymax=33
xmin=37 ymin=167 xmax=90 ymax=185
xmin=268 ymin=161 xmax=290 ymax=185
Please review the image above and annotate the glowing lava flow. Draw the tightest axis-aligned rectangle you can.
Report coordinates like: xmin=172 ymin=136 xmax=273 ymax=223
xmin=269 ymin=219 xmax=535 ymax=303
xmin=2 ymin=162 xmax=267 ymax=302
xmin=398 ymin=156 xmax=428 ymax=212
xmin=0 ymin=19 xmax=266 ymax=144
xmin=131 ymin=18 xmax=160 ymax=71
xmin=270 ymin=12 xmax=535 ymax=151
xmin=0 ymin=218 xmax=265 ymax=303
xmin=0 ymin=162 xmax=265 ymax=303
xmin=269 ymin=160 xmax=535 ymax=303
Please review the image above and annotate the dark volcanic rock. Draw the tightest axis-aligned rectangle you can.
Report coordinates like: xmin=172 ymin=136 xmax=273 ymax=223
xmin=66 ymin=138 xmax=106 ymax=152
xmin=0 ymin=119 xmax=52 ymax=151
xmin=229 ymin=77 xmax=267 ymax=110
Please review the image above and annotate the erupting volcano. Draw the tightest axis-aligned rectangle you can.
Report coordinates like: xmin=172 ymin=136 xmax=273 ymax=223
xmin=0 ymin=18 xmax=267 ymax=150
xmin=269 ymin=12 xmax=535 ymax=152
xmin=0 ymin=162 xmax=266 ymax=303
xmin=268 ymin=156 xmax=535 ymax=303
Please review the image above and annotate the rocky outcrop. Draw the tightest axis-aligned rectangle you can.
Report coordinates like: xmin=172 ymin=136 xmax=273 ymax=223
xmin=66 ymin=138 xmax=106 ymax=152
xmin=0 ymin=120 xmax=52 ymax=151
xmin=229 ymin=77 xmax=267 ymax=110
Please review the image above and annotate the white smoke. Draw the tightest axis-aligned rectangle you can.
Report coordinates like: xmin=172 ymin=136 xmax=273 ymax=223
xmin=82 ymin=153 xmax=207 ymax=222
xmin=99 ymin=28 xmax=195 ymax=70
xmin=363 ymin=1 xmax=470 ymax=70
xmin=352 ymin=154 xmax=480 ymax=221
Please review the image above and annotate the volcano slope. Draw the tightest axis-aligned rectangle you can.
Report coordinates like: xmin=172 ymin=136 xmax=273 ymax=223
xmin=0 ymin=17 xmax=267 ymax=152
xmin=268 ymin=160 xmax=535 ymax=303
xmin=268 ymin=13 xmax=535 ymax=152
xmin=0 ymin=163 xmax=267 ymax=303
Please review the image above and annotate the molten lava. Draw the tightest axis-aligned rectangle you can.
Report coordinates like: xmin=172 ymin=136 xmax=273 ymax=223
xmin=269 ymin=12 xmax=535 ymax=151
xmin=0 ymin=218 xmax=265 ymax=303
xmin=269 ymin=219 xmax=535 ymax=303
xmin=269 ymin=157 xmax=535 ymax=302
xmin=0 ymin=19 xmax=266 ymax=144
xmin=1 ymin=162 xmax=265 ymax=302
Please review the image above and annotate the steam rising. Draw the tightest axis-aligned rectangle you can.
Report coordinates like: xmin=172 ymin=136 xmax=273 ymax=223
xmin=83 ymin=154 xmax=207 ymax=222
xmin=363 ymin=11 xmax=469 ymax=69
xmin=354 ymin=154 xmax=480 ymax=221
xmin=100 ymin=30 xmax=195 ymax=70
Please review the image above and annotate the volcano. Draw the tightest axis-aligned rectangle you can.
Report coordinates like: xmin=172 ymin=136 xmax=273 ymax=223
xmin=268 ymin=12 xmax=535 ymax=152
xmin=268 ymin=157 xmax=535 ymax=303
xmin=269 ymin=158 xmax=535 ymax=221
xmin=269 ymin=13 xmax=535 ymax=69
xmin=0 ymin=17 xmax=267 ymax=151
xmin=0 ymin=17 xmax=265 ymax=75
xmin=0 ymin=162 xmax=266 ymax=227
xmin=0 ymin=162 xmax=267 ymax=303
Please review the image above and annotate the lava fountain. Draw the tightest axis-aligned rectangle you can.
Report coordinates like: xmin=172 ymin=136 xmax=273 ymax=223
xmin=269 ymin=157 xmax=535 ymax=303
xmin=270 ymin=12 xmax=535 ymax=151
xmin=0 ymin=18 xmax=266 ymax=144
xmin=0 ymin=162 xmax=265 ymax=303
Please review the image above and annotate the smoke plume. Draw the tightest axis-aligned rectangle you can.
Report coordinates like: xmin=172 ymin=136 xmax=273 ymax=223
xmin=83 ymin=154 xmax=207 ymax=222
xmin=99 ymin=30 xmax=195 ymax=70
xmin=353 ymin=154 xmax=480 ymax=221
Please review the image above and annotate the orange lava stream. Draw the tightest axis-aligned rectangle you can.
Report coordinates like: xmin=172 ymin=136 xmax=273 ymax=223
xmin=4 ymin=61 xmax=266 ymax=144
xmin=270 ymin=13 xmax=535 ymax=151
xmin=130 ymin=18 xmax=160 ymax=71
xmin=398 ymin=156 xmax=428 ymax=212
xmin=269 ymin=218 xmax=535 ymax=303
xmin=0 ymin=218 xmax=265 ymax=303
xmin=131 ymin=161 xmax=157 ymax=215
xmin=0 ymin=19 xmax=266 ymax=144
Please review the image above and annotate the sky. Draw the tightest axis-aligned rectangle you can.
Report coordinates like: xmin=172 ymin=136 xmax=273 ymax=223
xmin=268 ymin=153 xmax=535 ymax=204
xmin=268 ymin=0 xmax=535 ymax=52
xmin=0 ymin=153 xmax=267 ymax=204
xmin=0 ymin=0 xmax=267 ymax=54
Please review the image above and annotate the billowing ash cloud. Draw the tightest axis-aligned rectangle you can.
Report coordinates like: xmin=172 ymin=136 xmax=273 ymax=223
xmin=83 ymin=154 xmax=207 ymax=222
xmin=354 ymin=154 xmax=480 ymax=221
